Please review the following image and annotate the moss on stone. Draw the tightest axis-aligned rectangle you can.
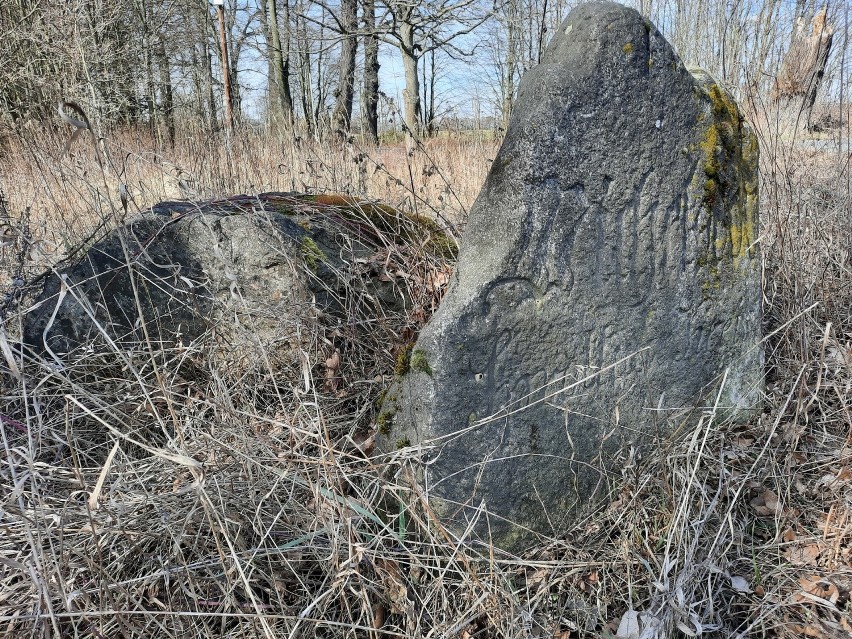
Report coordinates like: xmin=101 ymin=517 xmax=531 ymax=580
xmin=706 ymin=82 xmax=739 ymax=122
xmin=377 ymin=407 xmax=396 ymax=435
xmin=395 ymin=343 xmax=414 ymax=376
xmin=375 ymin=388 xmax=387 ymax=407
xmin=300 ymin=236 xmax=325 ymax=271
xmin=307 ymin=194 xmax=458 ymax=260
xmin=410 ymin=349 xmax=432 ymax=375
xmin=395 ymin=437 xmax=411 ymax=449
xmin=266 ymin=192 xmax=457 ymax=261
xmin=692 ymin=76 xmax=760 ymax=292
xmin=696 ymin=78 xmax=757 ymax=241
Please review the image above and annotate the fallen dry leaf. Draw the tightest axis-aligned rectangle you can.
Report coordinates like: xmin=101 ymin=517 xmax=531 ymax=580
xmin=374 ymin=557 xmax=409 ymax=614
xmin=372 ymin=602 xmax=385 ymax=629
xmin=616 ymin=609 xmax=640 ymax=639
xmin=785 ymin=543 xmax=822 ymax=566
xmin=352 ymin=431 xmax=375 ymax=456
xmin=730 ymin=575 xmax=751 ymax=593
xmin=788 ymin=623 xmax=827 ymax=638
xmin=324 ymin=349 xmax=341 ymax=391
xmin=795 ymin=574 xmax=840 ymax=604
xmin=527 ymin=567 xmax=550 ymax=589
xmin=751 ymin=488 xmax=783 ymax=516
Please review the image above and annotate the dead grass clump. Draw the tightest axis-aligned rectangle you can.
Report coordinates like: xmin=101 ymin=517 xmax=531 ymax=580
xmin=0 ymin=108 xmax=850 ymax=637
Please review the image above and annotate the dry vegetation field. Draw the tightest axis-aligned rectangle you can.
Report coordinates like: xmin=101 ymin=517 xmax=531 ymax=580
xmin=0 ymin=103 xmax=850 ymax=638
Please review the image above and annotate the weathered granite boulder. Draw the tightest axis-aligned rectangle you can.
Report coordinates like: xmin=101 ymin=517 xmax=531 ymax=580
xmin=379 ymin=2 xmax=762 ymax=550
xmin=24 ymin=193 xmax=451 ymax=360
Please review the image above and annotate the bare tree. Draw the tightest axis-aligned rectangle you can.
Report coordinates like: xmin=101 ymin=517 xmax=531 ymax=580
xmin=379 ymin=0 xmax=490 ymax=144
xmin=266 ymin=0 xmax=295 ymax=125
xmin=156 ymin=39 xmax=176 ymax=145
xmin=362 ymin=0 xmax=380 ymax=143
xmin=775 ymin=6 xmax=836 ymax=127
xmin=331 ymin=0 xmax=358 ymax=137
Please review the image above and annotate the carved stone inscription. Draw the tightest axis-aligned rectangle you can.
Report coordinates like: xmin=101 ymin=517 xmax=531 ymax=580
xmin=381 ymin=2 xmax=762 ymax=551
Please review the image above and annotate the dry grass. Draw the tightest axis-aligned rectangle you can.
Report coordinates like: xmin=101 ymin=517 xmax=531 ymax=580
xmin=0 ymin=125 xmax=493 ymax=258
xmin=0 ymin=104 xmax=850 ymax=638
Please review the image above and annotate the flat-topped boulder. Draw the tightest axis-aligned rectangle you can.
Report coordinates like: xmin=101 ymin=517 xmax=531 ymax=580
xmin=379 ymin=1 xmax=762 ymax=551
xmin=23 ymin=193 xmax=453 ymax=363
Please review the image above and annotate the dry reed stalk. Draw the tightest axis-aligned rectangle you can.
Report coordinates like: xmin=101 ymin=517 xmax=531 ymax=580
xmin=0 ymin=99 xmax=849 ymax=637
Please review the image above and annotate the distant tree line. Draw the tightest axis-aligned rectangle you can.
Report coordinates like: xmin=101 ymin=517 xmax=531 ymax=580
xmin=0 ymin=0 xmax=843 ymax=144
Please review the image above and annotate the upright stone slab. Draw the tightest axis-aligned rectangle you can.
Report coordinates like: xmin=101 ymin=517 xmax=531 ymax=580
xmin=380 ymin=2 xmax=762 ymax=550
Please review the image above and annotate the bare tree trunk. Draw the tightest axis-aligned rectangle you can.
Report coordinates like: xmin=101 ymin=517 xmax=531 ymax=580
xmin=537 ymin=0 xmax=549 ymax=64
xmin=296 ymin=10 xmax=315 ymax=136
xmin=156 ymin=39 xmax=175 ymax=146
xmin=424 ymin=48 xmax=437 ymax=136
xmin=206 ymin=39 xmax=218 ymax=131
xmin=503 ymin=0 xmax=518 ymax=130
xmin=362 ymin=0 xmax=380 ymax=144
xmin=142 ymin=3 xmax=157 ymax=138
xmin=190 ymin=44 xmax=206 ymax=127
xmin=775 ymin=7 xmax=835 ymax=128
xmin=145 ymin=46 xmax=157 ymax=136
xmin=266 ymin=0 xmax=293 ymax=125
xmin=314 ymin=14 xmax=328 ymax=135
xmin=332 ymin=0 xmax=358 ymax=138
xmin=399 ymin=17 xmax=421 ymax=145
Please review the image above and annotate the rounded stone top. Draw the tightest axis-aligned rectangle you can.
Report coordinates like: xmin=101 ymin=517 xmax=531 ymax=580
xmin=543 ymin=1 xmax=660 ymax=69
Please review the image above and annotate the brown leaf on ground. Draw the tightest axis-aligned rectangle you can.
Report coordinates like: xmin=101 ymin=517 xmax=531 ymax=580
xmin=527 ymin=567 xmax=550 ymax=589
xmin=785 ymin=543 xmax=823 ymax=565
xmin=751 ymin=489 xmax=783 ymax=516
xmin=788 ymin=623 xmax=828 ymax=638
xmin=325 ymin=349 xmax=341 ymax=391
xmin=733 ymin=435 xmax=755 ymax=447
xmin=372 ymin=602 xmax=385 ymax=629
xmin=795 ymin=574 xmax=840 ymax=604
xmin=352 ymin=431 xmax=375 ymax=456
xmin=374 ymin=557 xmax=409 ymax=614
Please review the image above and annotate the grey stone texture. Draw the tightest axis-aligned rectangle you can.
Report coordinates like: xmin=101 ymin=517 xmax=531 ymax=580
xmin=380 ymin=2 xmax=762 ymax=550
xmin=23 ymin=194 xmax=440 ymax=359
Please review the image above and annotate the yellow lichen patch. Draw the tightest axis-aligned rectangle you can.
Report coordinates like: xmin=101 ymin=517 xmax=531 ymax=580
xmin=313 ymin=193 xmax=354 ymax=207
xmin=699 ymin=123 xmax=721 ymax=206
xmin=731 ymin=124 xmax=760 ymax=259
xmin=730 ymin=220 xmax=754 ymax=258
xmin=623 ymin=42 xmax=634 ymax=54
xmin=695 ymin=79 xmax=753 ymax=220
xmin=706 ymin=82 xmax=739 ymax=123
xmin=697 ymin=79 xmax=760 ymax=260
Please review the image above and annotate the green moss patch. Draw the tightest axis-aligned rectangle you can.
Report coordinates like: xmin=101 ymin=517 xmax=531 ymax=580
xmin=410 ymin=349 xmax=432 ymax=375
xmin=394 ymin=343 xmax=414 ymax=376
xmin=300 ymin=236 xmax=325 ymax=271
xmin=377 ymin=406 xmax=396 ymax=435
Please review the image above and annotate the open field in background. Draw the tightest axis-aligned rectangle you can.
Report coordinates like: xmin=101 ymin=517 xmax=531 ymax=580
xmin=0 ymin=99 xmax=850 ymax=638
xmin=0 ymin=126 xmax=493 ymax=267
